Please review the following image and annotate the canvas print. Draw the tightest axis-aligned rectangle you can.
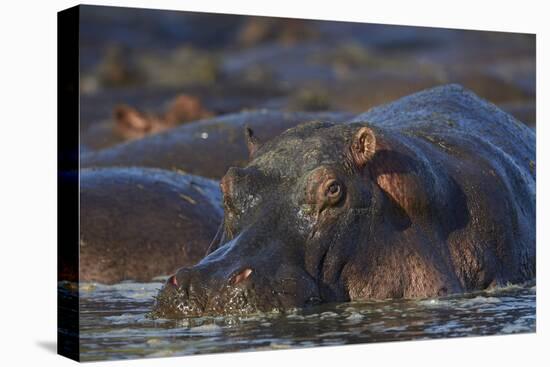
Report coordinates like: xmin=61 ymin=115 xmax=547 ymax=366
xmin=57 ymin=5 xmax=536 ymax=362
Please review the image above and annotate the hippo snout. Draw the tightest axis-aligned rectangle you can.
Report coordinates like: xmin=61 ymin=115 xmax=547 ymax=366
xmin=167 ymin=274 xmax=178 ymax=287
xmin=230 ymin=267 xmax=254 ymax=285
xmin=153 ymin=268 xmax=210 ymax=317
xmin=151 ymin=257 xmax=320 ymax=319
xmin=152 ymin=264 xmax=261 ymax=318
xmin=151 ymin=205 xmax=322 ymax=319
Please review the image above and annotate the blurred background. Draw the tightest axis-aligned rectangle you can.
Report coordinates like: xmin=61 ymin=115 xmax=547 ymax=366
xmin=79 ymin=5 xmax=535 ymax=152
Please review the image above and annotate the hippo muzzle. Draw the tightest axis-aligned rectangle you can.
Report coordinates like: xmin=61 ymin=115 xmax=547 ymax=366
xmin=151 ymin=230 xmax=321 ymax=318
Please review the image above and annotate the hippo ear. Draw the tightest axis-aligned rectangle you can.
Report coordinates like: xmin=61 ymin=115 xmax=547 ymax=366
xmin=350 ymin=126 xmax=377 ymax=168
xmin=114 ymin=104 xmax=151 ymax=131
xmin=244 ymin=126 xmax=261 ymax=158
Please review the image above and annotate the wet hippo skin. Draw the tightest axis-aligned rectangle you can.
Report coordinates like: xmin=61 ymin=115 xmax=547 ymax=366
xmin=80 ymin=110 xmax=354 ymax=179
xmin=152 ymin=84 xmax=535 ymax=318
xmin=80 ymin=167 xmax=222 ymax=284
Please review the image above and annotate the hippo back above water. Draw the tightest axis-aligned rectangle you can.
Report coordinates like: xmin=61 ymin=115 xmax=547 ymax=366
xmin=152 ymin=84 xmax=535 ymax=318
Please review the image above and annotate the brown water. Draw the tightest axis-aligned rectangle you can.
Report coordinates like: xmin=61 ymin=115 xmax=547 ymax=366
xmin=72 ymin=281 xmax=535 ymax=361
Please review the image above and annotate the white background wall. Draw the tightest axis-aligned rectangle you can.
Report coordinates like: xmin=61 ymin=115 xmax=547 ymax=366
xmin=0 ymin=0 xmax=546 ymax=366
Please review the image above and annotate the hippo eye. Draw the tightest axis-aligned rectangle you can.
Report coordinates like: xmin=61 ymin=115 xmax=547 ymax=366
xmin=324 ymin=179 xmax=344 ymax=205
xmin=306 ymin=168 xmax=345 ymax=210
xmin=327 ymin=181 xmax=340 ymax=196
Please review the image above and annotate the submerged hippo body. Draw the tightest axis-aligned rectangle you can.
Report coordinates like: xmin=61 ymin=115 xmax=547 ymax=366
xmin=80 ymin=167 xmax=222 ymax=284
xmin=152 ymin=85 xmax=535 ymax=318
xmin=81 ymin=110 xmax=353 ymax=179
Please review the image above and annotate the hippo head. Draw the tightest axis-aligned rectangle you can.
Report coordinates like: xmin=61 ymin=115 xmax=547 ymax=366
xmin=152 ymin=121 xmax=387 ymax=318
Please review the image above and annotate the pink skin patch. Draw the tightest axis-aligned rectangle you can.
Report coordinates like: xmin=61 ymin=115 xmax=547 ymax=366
xmin=168 ymin=274 xmax=178 ymax=287
xmin=232 ymin=268 xmax=253 ymax=285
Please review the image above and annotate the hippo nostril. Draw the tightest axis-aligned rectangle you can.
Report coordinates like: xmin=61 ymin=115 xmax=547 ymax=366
xmin=220 ymin=175 xmax=231 ymax=196
xmin=231 ymin=268 xmax=253 ymax=285
xmin=167 ymin=274 xmax=178 ymax=287
xmin=221 ymin=167 xmax=240 ymax=194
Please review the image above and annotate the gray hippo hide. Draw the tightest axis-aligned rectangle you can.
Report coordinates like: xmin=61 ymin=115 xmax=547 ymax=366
xmin=79 ymin=167 xmax=222 ymax=284
xmin=151 ymin=84 xmax=535 ymax=318
xmin=80 ymin=110 xmax=354 ymax=179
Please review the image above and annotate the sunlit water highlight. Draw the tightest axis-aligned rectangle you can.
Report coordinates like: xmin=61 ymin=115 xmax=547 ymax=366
xmin=72 ymin=281 xmax=535 ymax=361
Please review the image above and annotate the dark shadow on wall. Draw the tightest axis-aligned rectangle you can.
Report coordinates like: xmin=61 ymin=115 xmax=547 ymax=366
xmin=35 ymin=340 xmax=57 ymax=354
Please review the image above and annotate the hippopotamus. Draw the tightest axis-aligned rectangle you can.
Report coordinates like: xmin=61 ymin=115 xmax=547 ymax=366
xmin=113 ymin=94 xmax=213 ymax=141
xmin=79 ymin=167 xmax=222 ymax=284
xmin=150 ymin=85 xmax=535 ymax=318
xmin=81 ymin=110 xmax=353 ymax=179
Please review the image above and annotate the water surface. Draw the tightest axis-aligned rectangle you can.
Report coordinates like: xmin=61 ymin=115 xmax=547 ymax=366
xmin=75 ymin=281 xmax=535 ymax=361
